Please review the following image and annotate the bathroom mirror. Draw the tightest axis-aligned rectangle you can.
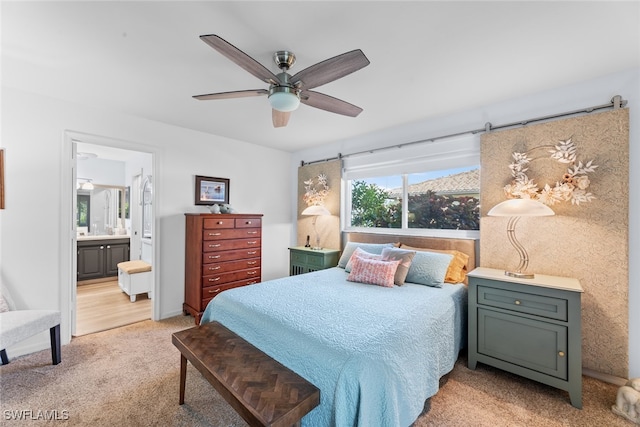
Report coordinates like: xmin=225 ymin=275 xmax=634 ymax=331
xmin=77 ymin=184 xmax=128 ymax=235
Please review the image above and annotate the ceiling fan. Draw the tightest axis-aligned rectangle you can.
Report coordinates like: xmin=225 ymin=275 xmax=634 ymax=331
xmin=193 ymin=35 xmax=370 ymax=128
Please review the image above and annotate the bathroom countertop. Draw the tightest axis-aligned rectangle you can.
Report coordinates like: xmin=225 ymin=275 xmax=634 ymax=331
xmin=77 ymin=234 xmax=131 ymax=241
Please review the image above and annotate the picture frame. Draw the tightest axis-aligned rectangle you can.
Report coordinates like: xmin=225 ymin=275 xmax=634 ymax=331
xmin=195 ymin=175 xmax=229 ymax=206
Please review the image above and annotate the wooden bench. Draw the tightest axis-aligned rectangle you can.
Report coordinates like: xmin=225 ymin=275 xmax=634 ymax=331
xmin=172 ymin=321 xmax=320 ymax=427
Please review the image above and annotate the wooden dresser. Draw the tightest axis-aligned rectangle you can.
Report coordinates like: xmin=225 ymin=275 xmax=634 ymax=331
xmin=184 ymin=213 xmax=263 ymax=324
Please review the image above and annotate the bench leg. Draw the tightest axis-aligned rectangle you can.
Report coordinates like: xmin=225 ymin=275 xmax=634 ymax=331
xmin=50 ymin=324 xmax=61 ymax=365
xmin=1 ymin=349 xmax=8 ymax=365
xmin=179 ymin=354 xmax=187 ymax=405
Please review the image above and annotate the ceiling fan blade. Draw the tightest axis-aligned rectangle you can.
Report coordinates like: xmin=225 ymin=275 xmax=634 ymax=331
xmin=301 ymin=90 xmax=363 ymax=117
xmin=290 ymin=49 xmax=370 ymax=90
xmin=272 ymin=109 xmax=291 ymax=128
xmin=193 ymin=89 xmax=268 ymax=100
xmin=200 ymin=34 xmax=279 ymax=84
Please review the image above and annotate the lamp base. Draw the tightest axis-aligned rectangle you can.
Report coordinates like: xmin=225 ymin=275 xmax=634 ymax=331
xmin=505 ymin=270 xmax=535 ymax=279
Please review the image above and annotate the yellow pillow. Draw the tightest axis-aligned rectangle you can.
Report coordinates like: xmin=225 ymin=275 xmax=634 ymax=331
xmin=400 ymin=245 xmax=469 ymax=284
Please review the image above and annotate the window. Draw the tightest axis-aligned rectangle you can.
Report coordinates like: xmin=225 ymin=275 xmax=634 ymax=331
xmin=343 ymin=134 xmax=480 ymax=236
xmin=77 ymin=194 xmax=90 ymax=231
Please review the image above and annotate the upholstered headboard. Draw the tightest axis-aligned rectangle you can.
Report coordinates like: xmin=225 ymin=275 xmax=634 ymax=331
xmin=343 ymin=232 xmax=478 ymax=272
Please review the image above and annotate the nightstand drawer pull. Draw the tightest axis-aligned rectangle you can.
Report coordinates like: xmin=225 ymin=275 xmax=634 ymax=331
xmin=558 ymin=351 xmax=565 ymax=357
xmin=515 ymin=300 xmax=521 ymax=305
xmin=208 ymin=277 xmax=221 ymax=282
xmin=208 ymin=288 xmax=221 ymax=294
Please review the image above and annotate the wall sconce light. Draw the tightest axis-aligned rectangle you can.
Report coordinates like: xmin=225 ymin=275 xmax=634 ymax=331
xmin=488 ymin=198 xmax=555 ymax=279
xmin=77 ymin=178 xmax=94 ymax=190
xmin=301 ymin=205 xmax=331 ymax=250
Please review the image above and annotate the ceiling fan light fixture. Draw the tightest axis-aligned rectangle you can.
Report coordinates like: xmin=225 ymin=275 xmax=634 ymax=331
xmin=268 ymin=86 xmax=300 ymax=112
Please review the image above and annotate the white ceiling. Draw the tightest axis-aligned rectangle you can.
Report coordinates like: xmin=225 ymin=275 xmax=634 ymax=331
xmin=2 ymin=1 xmax=639 ymax=153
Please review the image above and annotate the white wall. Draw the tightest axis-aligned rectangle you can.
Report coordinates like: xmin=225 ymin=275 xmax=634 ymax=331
xmin=0 ymin=86 xmax=292 ymax=357
xmin=290 ymin=68 xmax=640 ymax=378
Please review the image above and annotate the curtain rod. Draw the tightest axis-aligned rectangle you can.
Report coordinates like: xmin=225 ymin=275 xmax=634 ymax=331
xmin=301 ymin=95 xmax=626 ymax=167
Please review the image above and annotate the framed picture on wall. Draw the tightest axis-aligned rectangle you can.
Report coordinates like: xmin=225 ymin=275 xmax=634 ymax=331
xmin=195 ymin=175 xmax=229 ymax=205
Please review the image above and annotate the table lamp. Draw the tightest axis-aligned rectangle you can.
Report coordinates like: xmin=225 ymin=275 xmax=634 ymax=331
xmin=301 ymin=205 xmax=331 ymax=250
xmin=488 ymin=198 xmax=555 ymax=279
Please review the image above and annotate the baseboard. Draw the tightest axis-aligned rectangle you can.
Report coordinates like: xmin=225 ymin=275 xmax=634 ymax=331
xmin=583 ymin=367 xmax=628 ymax=386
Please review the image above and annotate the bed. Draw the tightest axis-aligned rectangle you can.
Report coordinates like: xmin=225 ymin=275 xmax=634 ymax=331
xmin=200 ymin=232 xmax=478 ymax=427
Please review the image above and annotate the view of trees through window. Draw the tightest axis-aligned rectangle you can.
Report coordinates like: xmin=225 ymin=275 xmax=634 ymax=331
xmin=349 ymin=167 xmax=480 ymax=231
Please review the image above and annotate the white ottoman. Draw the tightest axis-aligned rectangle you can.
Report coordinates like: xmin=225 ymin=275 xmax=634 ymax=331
xmin=117 ymin=260 xmax=152 ymax=302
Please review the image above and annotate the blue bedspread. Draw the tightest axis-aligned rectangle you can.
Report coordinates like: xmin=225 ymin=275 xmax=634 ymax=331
xmin=200 ymin=267 xmax=467 ymax=427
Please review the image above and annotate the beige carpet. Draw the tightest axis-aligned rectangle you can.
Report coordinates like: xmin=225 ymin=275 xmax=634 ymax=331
xmin=0 ymin=315 xmax=630 ymax=427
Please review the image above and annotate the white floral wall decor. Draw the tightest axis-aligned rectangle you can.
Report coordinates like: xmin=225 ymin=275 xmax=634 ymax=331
xmin=504 ymin=137 xmax=598 ymax=206
xmin=303 ymin=173 xmax=329 ymax=206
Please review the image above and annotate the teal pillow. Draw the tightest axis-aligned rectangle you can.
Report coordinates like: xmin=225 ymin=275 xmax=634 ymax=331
xmin=404 ymin=251 xmax=454 ymax=288
xmin=337 ymin=242 xmax=395 ymax=269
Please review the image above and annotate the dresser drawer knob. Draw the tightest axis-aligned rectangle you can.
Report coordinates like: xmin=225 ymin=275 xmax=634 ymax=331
xmin=247 ymin=251 xmax=257 ymax=255
xmin=208 ymin=277 xmax=221 ymax=282
xmin=217 ymin=221 xmax=223 ymax=225
xmin=246 ymin=221 xmax=252 ymax=225
xmin=247 ymin=271 xmax=258 ymax=275
xmin=208 ymin=255 xmax=221 ymax=260
xmin=209 ymin=244 xmax=221 ymax=248
xmin=208 ymin=288 xmax=221 ymax=294
xmin=247 ymin=241 xmax=257 ymax=245
xmin=248 ymin=280 xmax=258 ymax=285
xmin=247 ymin=231 xmax=258 ymax=234
xmin=515 ymin=300 xmax=521 ymax=305
xmin=558 ymin=351 xmax=565 ymax=357
xmin=247 ymin=261 xmax=257 ymax=265
xmin=208 ymin=232 xmax=221 ymax=236
xmin=208 ymin=266 xmax=221 ymax=271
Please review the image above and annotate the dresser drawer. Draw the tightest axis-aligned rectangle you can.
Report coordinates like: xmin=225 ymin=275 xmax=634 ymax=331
xmin=478 ymin=284 xmax=567 ymax=321
xmin=203 ymin=268 xmax=261 ymax=286
xmin=203 ymin=228 xmax=261 ymax=241
xmin=203 ymin=248 xmax=261 ymax=264
xmin=235 ymin=217 xmax=261 ymax=229
xmin=203 ymin=218 xmax=235 ymax=229
xmin=201 ymin=280 xmax=257 ymax=308
xmin=203 ymin=238 xmax=261 ymax=253
xmin=202 ymin=258 xmax=261 ymax=276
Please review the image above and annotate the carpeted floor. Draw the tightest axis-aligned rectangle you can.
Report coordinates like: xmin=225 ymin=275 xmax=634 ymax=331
xmin=0 ymin=315 xmax=630 ymax=426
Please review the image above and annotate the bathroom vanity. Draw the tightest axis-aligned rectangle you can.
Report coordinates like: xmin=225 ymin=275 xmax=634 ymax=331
xmin=77 ymin=235 xmax=130 ymax=281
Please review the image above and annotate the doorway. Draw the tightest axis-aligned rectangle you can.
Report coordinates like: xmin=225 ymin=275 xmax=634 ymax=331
xmin=65 ymin=133 xmax=156 ymax=337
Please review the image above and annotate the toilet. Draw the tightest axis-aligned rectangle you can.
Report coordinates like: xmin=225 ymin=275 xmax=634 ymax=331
xmin=117 ymin=240 xmax=152 ymax=302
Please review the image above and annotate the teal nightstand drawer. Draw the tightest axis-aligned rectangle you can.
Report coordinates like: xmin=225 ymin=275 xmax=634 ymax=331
xmin=477 ymin=284 xmax=568 ymax=321
xmin=478 ymin=308 xmax=568 ymax=380
xmin=291 ymin=252 xmax=308 ymax=264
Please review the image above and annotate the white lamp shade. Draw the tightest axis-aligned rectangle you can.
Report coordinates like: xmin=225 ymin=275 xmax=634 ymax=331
xmin=268 ymin=87 xmax=300 ymax=112
xmin=301 ymin=205 xmax=331 ymax=216
xmin=488 ymin=198 xmax=555 ymax=217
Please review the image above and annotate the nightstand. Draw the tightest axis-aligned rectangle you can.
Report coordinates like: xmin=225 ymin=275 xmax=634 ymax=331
xmin=288 ymin=247 xmax=340 ymax=276
xmin=467 ymin=267 xmax=583 ymax=408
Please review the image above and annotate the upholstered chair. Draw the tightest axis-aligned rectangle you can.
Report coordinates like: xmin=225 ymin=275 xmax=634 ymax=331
xmin=0 ymin=285 xmax=61 ymax=365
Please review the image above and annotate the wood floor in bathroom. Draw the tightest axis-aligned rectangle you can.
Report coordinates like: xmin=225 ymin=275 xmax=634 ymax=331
xmin=75 ymin=279 xmax=151 ymax=336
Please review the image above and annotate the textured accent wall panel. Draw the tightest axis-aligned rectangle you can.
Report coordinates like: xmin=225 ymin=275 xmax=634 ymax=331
xmin=297 ymin=159 xmax=341 ymax=250
xmin=480 ymin=109 xmax=629 ymax=377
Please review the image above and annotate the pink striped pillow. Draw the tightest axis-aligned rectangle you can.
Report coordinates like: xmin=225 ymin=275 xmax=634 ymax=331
xmin=344 ymin=247 xmax=383 ymax=272
xmin=347 ymin=256 xmax=401 ymax=288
